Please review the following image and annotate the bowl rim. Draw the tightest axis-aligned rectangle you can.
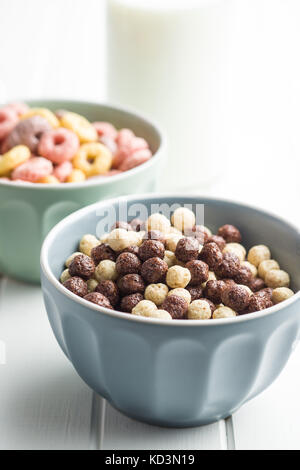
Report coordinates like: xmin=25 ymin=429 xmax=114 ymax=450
xmin=41 ymin=193 xmax=300 ymax=327
xmin=0 ymin=98 xmax=166 ymax=190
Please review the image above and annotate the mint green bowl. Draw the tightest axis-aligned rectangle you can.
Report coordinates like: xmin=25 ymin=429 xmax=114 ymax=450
xmin=0 ymin=100 xmax=165 ymax=283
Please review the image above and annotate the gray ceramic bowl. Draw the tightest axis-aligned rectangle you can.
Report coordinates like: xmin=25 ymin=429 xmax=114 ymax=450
xmin=41 ymin=194 xmax=300 ymax=427
xmin=0 ymin=100 xmax=165 ymax=283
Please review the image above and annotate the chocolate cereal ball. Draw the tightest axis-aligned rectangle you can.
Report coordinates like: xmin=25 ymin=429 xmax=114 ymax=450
xmin=120 ymin=293 xmax=144 ymax=313
xmin=248 ymin=277 xmax=265 ymax=292
xmin=63 ymin=277 xmax=88 ymax=298
xmin=186 ymin=285 xmax=203 ymax=302
xmin=161 ymin=295 xmax=188 ymax=319
xmin=95 ymin=280 xmax=119 ymax=306
xmin=111 ymin=221 xmax=133 ymax=231
xmin=141 ymin=257 xmax=168 ymax=284
xmin=199 ymin=242 xmax=223 ymax=270
xmin=187 ymin=225 xmax=209 ymax=244
xmin=247 ymin=294 xmax=272 ymax=313
xmin=69 ymin=254 xmax=95 ymax=280
xmin=91 ymin=243 xmax=116 ymax=265
xmin=221 ymin=284 xmax=251 ymax=312
xmin=118 ymin=274 xmax=145 ymax=295
xmin=256 ymin=287 xmax=273 ymax=301
xmin=185 ymin=260 xmax=209 ymax=286
xmin=234 ymin=265 xmax=253 ymax=286
xmin=84 ymin=292 xmax=112 ymax=309
xmin=215 ymin=252 xmax=240 ymax=279
xmin=204 ymin=280 xmax=226 ymax=304
xmin=206 ymin=235 xmax=226 ymax=251
xmin=121 ymin=245 xmax=140 ymax=256
xmin=218 ymin=224 xmax=241 ymax=243
xmin=138 ymin=239 xmax=165 ymax=261
xmin=143 ymin=230 xmax=166 ymax=246
xmin=175 ymin=237 xmax=199 ymax=263
xmin=116 ymin=252 xmax=141 ymax=275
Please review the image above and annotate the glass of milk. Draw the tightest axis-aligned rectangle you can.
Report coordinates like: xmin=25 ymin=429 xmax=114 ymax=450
xmin=106 ymin=0 xmax=229 ymax=191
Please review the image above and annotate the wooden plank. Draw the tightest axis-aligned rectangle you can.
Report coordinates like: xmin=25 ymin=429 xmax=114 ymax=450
xmin=0 ymin=278 xmax=94 ymax=450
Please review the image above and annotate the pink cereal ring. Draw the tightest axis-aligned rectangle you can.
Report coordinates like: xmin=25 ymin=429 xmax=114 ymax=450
xmin=6 ymin=102 xmax=29 ymax=116
xmin=99 ymin=135 xmax=117 ymax=155
xmin=130 ymin=137 xmax=149 ymax=152
xmin=12 ymin=157 xmax=53 ymax=182
xmin=0 ymin=107 xmax=19 ymax=140
xmin=113 ymin=129 xmax=135 ymax=168
xmin=93 ymin=122 xmax=117 ymax=140
xmin=53 ymin=161 xmax=73 ymax=182
xmin=118 ymin=149 xmax=152 ymax=171
xmin=38 ymin=128 xmax=79 ymax=164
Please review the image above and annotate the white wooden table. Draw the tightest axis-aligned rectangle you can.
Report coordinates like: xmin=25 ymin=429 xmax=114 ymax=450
xmin=0 ymin=0 xmax=300 ymax=450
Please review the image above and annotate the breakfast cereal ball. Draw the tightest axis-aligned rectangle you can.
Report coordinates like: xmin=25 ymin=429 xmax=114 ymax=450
xmin=171 ymin=207 xmax=195 ymax=233
xmin=118 ymin=273 xmax=145 ymax=295
xmin=65 ymin=252 xmax=82 ymax=268
xmin=223 ymin=243 xmax=246 ymax=262
xmin=121 ymin=245 xmax=139 ymax=256
xmin=128 ymin=230 xmax=145 ymax=247
xmin=87 ymin=279 xmax=99 ymax=293
xmin=185 ymin=260 xmax=209 ymax=286
xmin=95 ymin=260 xmax=118 ymax=282
xmin=218 ymin=224 xmax=241 ymax=243
xmin=166 ymin=265 xmax=191 ymax=289
xmin=143 ymin=230 xmax=166 ymax=246
xmin=221 ymin=284 xmax=251 ymax=312
xmin=79 ymin=234 xmax=99 ymax=257
xmin=165 ymin=233 xmax=183 ymax=252
xmin=199 ymin=242 xmax=223 ymax=270
xmin=199 ymin=298 xmax=216 ymax=313
xmin=201 ymin=270 xmax=217 ymax=288
xmin=265 ymin=269 xmax=290 ymax=288
xmin=69 ymin=254 xmax=95 ymax=280
xmin=215 ymin=252 xmax=240 ymax=279
xmin=206 ymin=235 xmax=226 ymax=251
xmin=163 ymin=250 xmax=177 ymax=268
xmin=213 ymin=306 xmax=237 ymax=319
xmin=186 ymin=285 xmax=203 ymax=302
xmin=84 ymin=292 xmax=112 ymax=309
xmin=272 ymin=287 xmax=294 ymax=304
xmin=169 ymin=226 xmax=183 ymax=235
xmin=247 ymin=245 xmax=271 ymax=267
xmin=258 ymin=259 xmax=280 ymax=280
xmin=186 ymin=225 xmax=209 ymax=244
xmin=146 ymin=213 xmax=170 ymax=234
xmin=168 ymin=288 xmax=191 ymax=305
xmin=175 ymin=237 xmax=199 ymax=263
xmin=91 ymin=243 xmax=116 ymax=264
xmin=139 ymin=239 xmax=165 ymax=261
xmin=237 ymin=284 xmax=253 ymax=296
xmin=247 ymin=293 xmax=272 ymax=313
xmin=204 ymin=280 xmax=226 ymax=304
xmin=151 ymin=310 xmax=172 ymax=320
xmin=99 ymin=233 xmax=109 ymax=243
xmin=95 ymin=280 xmax=119 ymax=306
xmin=132 ymin=300 xmax=157 ymax=317
xmin=248 ymin=277 xmax=265 ymax=292
xmin=116 ymin=252 xmax=141 ymax=275
xmin=234 ymin=265 xmax=253 ymax=286
xmin=111 ymin=221 xmax=133 ymax=231
xmin=120 ymin=293 xmax=144 ymax=312
xmin=255 ymin=288 xmax=273 ymax=304
xmin=188 ymin=299 xmax=212 ymax=320
xmin=241 ymin=261 xmax=257 ymax=277
xmin=141 ymin=257 xmax=169 ymax=284
xmin=161 ymin=295 xmax=188 ymax=319
xmin=60 ymin=269 xmax=71 ymax=284
xmin=145 ymin=283 xmax=169 ymax=306
xmin=63 ymin=276 xmax=88 ymax=298
xmin=130 ymin=218 xmax=144 ymax=232
xmin=107 ymin=228 xmax=134 ymax=252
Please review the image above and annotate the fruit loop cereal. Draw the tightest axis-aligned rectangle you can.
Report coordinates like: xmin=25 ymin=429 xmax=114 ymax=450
xmin=0 ymin=102 xmax=153 ymax=184
xmin=59 ymin=206 xmax=296 ymax=320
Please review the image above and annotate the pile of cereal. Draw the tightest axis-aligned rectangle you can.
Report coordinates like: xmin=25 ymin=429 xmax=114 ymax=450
xmin=59 ymin=207 xmax=295 ymax=320
xmin=0 ymin=102 xmax=152 ymax=183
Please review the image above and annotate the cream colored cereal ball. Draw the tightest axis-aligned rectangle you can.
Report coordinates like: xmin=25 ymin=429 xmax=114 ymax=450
xmin=132 ymin=300 xmax=157 ymax=317
xmin=99 ymin=233 xmax=109 ymax=243
xmin=149 ymin=309 xmax=172 ymax=320
xmin=87 ymin=279 xmax=99 ymax=292
xmin=188 ymin=299 xmax=211 ymax=320
xmin=60 ymin=269 xmax=71 ymax=283
xmin=95 ymin=260 xmax=118 ymax=282
xmin=272 ymin=287 xmax=294 ymax=304
xmin=241 ymin=261 xmax=258 ymax=277
xmin=146 ymin=213 xmax=170 ymax=234
xmin=107 ymin=228 xmax=132 ymax=251
xmin=201 ymin=271 xmax=217 ymax=288
xmin=171 ymin=207 xmax=195 ymax=233
xmin=79 ymin=234 xmax=99 ymax=256
xmin=265 ymin=269 xmax=290 ymax=288
xmin=165 ymin=233 xmax=183 ymax=252
xmin=164 ymin=250 xmax=177 ymax=268
xmin=130 ymin=230 xmax=145 ymax=247
xmin=237 ymin=284 xmax=253 ymax=296
xmin=169 ymin=226 xmax=183 ymax=235
xmin=223 ymin=243 xmax=246 ymax=262
xmin=145 ymin=283 xmax=169 ymax=306
xmin=168 ymin=288 xmax=191 ymax=305
xmin=213 ymin=306 xmax=237 ymax=319
xmin=247 ymin=245 xmax=271 ymax=267
xmin=65 ymin=252 xmax=82 ymax=268
xmin=166 ymin=266 xmax=191 ymax=289
xmin=258 ymin=259 xmax=280 ymax=280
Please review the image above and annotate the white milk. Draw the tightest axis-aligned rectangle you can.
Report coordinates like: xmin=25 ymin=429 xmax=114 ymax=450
xmin=107 ymin=0 xmax=229 ymax=191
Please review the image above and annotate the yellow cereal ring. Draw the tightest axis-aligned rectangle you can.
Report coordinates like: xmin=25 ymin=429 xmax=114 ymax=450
xmin=21 ymin=108 xmax=60 ymax=128
xmin=73 ymin=142 xmax=112 ymax=177
xmin=66 ymin=168 xmax=86 ymax=183
xmin=0 ymin=145 xmax=31 ymax=176
xmin=60 ymin=112 xmax=97 ymax=143
xmin=37 ymin=175 xmax=60 ymax=184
